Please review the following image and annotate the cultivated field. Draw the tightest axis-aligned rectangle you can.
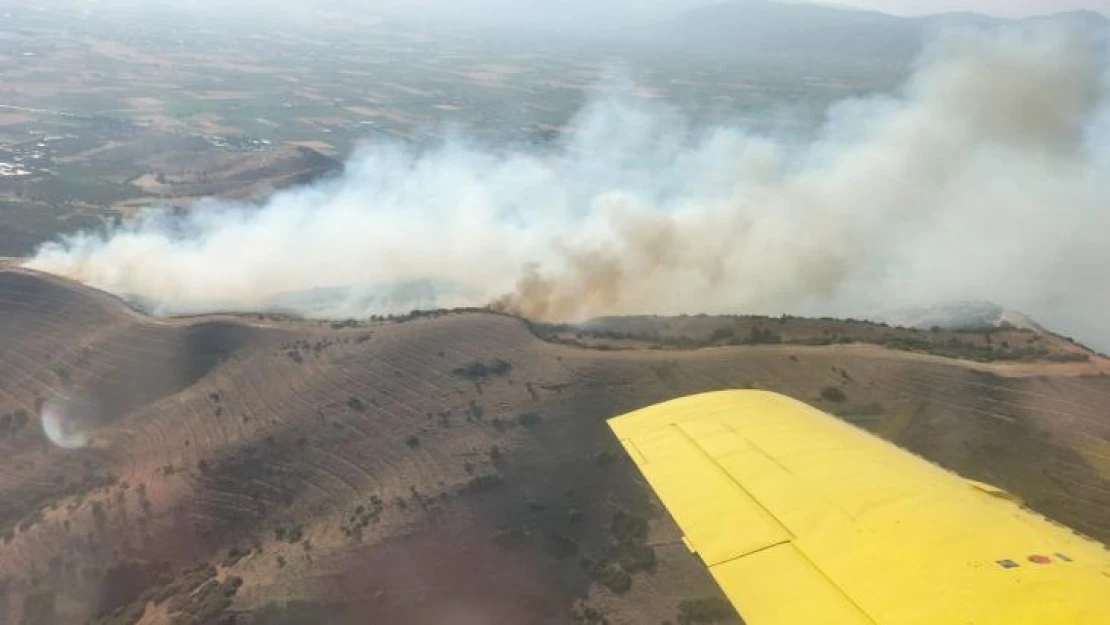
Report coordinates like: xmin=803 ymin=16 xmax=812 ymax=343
xmin=0 ymin=268 xmax=1108 ymax=624
xmin=0 ymin=4 xmax=895 ymax=257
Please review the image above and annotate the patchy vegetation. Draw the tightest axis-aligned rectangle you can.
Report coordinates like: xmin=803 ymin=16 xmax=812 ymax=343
xmin=572 ymin=600 xmax=610 ymax=625
xmin=582 ymin=511 xmax=656 ymax=594
xmin=595 ymin=448 xmax=618 ymax=466
xmin=342 ymin=496 xmax=384 ymax=539
xmin=223 ymin=546 xmax=251 ymax=568
xmin=3 ymin=269 xmax=1107 ymax=624
xmin=463 ymin=474 xmax=504 ymax=494
xmin=453 ymin=358 xmax=513 ymax=380
xmin=149 ymin=563 xmax=218 ymax=606
xmin=878 ymin=335 xmax=1078 ymax=363
xmin=677 ymin=596 xmax=737 ymax=624
xmin=166 ymin=574 xmax=243 ymax=624
xmin=247 ymin=600 xmax=345 ymax=625
xmin=494 ymin=526 xmax=534 ymax=549
xmin=836 ymin=402 xmax=886 ymax=420
xmin=489 ymin=445 xmax=504 ymax=465
xmin=582 ymin=558 xmax=632 ymax=594
xmin=544 ymin=532 xmax=580 ymax=560
xmin=610 ymin=510 xmax=648 ymax=545
xmin=89 ymin=561 xmax=241 ymax=625
xmin=0 ymin=409 xmax=30 ymax=438
xmin=529 ymin=315 xmax=1095 ymax=364
xmin=1 ymin=470 xmax=118 ymax=545
xmin=1046 ymin=352 xmax=1091 ymax=363
xmin=517 ymin=412 xmax=542 ymax=428
xmin=275 ymin=524 xmax=304 ymax=544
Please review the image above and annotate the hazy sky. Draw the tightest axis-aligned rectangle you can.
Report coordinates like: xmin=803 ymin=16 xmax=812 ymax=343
xmin=21 ymin=0 xmax=1108 ymax=27
xmin=815 ymin=0 xmax=1110 ymax=17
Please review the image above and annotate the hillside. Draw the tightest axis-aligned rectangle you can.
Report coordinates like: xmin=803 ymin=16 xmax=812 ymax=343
xmin=0 ymin=269 xmax=1109 ymax=624
xmin=534 ymin=312 xmax=1096 ymax=363
xmin=130 ymin=145 xmax=342 ymax=203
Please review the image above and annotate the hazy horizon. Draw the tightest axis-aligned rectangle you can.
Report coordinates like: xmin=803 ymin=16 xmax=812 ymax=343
xmin=811 ymin=0 xmax=1110 ymax=18
xmin=11 ymin=0 xmax=1108 ymax=29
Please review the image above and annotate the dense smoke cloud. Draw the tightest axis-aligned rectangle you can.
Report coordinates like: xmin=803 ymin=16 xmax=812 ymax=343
xmin=26 ymin=25 xmax=1110 ymax=348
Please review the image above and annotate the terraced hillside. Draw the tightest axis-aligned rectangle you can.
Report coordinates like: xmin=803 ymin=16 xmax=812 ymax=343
xmin=0 ymin=268 xmax=1109 ymax=625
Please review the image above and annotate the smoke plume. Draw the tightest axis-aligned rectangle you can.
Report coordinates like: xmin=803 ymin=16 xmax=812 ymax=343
xmin=26 ymin=25 xmax=1110 ymax=349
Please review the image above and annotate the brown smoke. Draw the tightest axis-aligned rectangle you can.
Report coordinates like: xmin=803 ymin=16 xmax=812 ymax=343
xmin=25 ymin=24 xmax=1110 ymax=350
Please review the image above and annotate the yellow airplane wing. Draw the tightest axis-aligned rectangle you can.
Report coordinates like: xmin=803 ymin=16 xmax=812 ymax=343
xmin=607 ymin=390 xmax=1110 ymax=625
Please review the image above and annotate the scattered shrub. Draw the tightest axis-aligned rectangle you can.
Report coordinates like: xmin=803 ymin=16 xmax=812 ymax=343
xmin=708 ymin=327 xmax=735 ymax=342
xmin=611 ymin=511 xmax=648 ymax=546
xmin=544 ymin=533 xmax=579 ymax=559
xmin=594 ymin=449 xmax=617 ymax=466
xmin=582 ymin=559 xmax=631 ymax=594
xmin=615 ymin=543 xmax=656 ymax=574
xmin=746 ymin=327 xmax=781 ymax=344
xmin=1046 ymin=352 xmax=1090 ymax=363
xmin=464 ymin=474 xmax=503 ymax=494
xmin=453 ymin=359 xmax=512 ymax=380
xmin=677 ymin=597 xmax=735 ymax=624
xmin=222 ymin=546 xmax=249 ymax=568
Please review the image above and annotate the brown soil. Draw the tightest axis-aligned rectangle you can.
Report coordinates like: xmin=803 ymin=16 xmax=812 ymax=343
xmin=0 ymin=268 xmax=1108 ymax=624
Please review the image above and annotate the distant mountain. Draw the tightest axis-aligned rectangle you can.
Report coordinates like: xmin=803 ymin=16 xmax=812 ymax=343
xmin=1020 ymin=9 xmax=1110 ymax=27
xmin=658 ymin=0 xmax=919 ymax=62
xmin=629 ymin=0 xmax=1109 ymax=66
xmin=923 ymin=8 xmax=1109 ymax=29
xmin=873 ymin=301 xmax=1045 ymax=332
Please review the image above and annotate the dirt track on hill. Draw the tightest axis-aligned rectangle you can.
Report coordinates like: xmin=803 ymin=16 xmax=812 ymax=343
xmin=0 ymin=268 xmax=1108 ymax=624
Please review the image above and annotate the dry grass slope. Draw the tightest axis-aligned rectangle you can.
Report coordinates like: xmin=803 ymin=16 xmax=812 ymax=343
xmin=0 ymin=268 xmax=1107 ymax=624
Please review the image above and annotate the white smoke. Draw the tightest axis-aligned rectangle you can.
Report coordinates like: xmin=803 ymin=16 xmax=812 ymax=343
xmin=26 ymin=25 xmax=1110 ymax=349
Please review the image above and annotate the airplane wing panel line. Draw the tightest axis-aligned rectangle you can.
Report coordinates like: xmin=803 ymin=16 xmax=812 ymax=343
xmin=676 ymin=421 xmax=882 ymax=623
xmin=622 ymin=437 xmax=649 ymax=467
xmin=707 ymin=538 xmax=793 ymax=567
xmin=617 ymin=423 xmax=794 ymax=565
xmin=744 ymin=438 xmax=798 ymax=476
xmin=669 ymin=422 xmax=798 ymax=545
xmin=608 ymin=390 xmax=1110 ymax=625
xmin=709 ymin=542 xmax=878 ymax=625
